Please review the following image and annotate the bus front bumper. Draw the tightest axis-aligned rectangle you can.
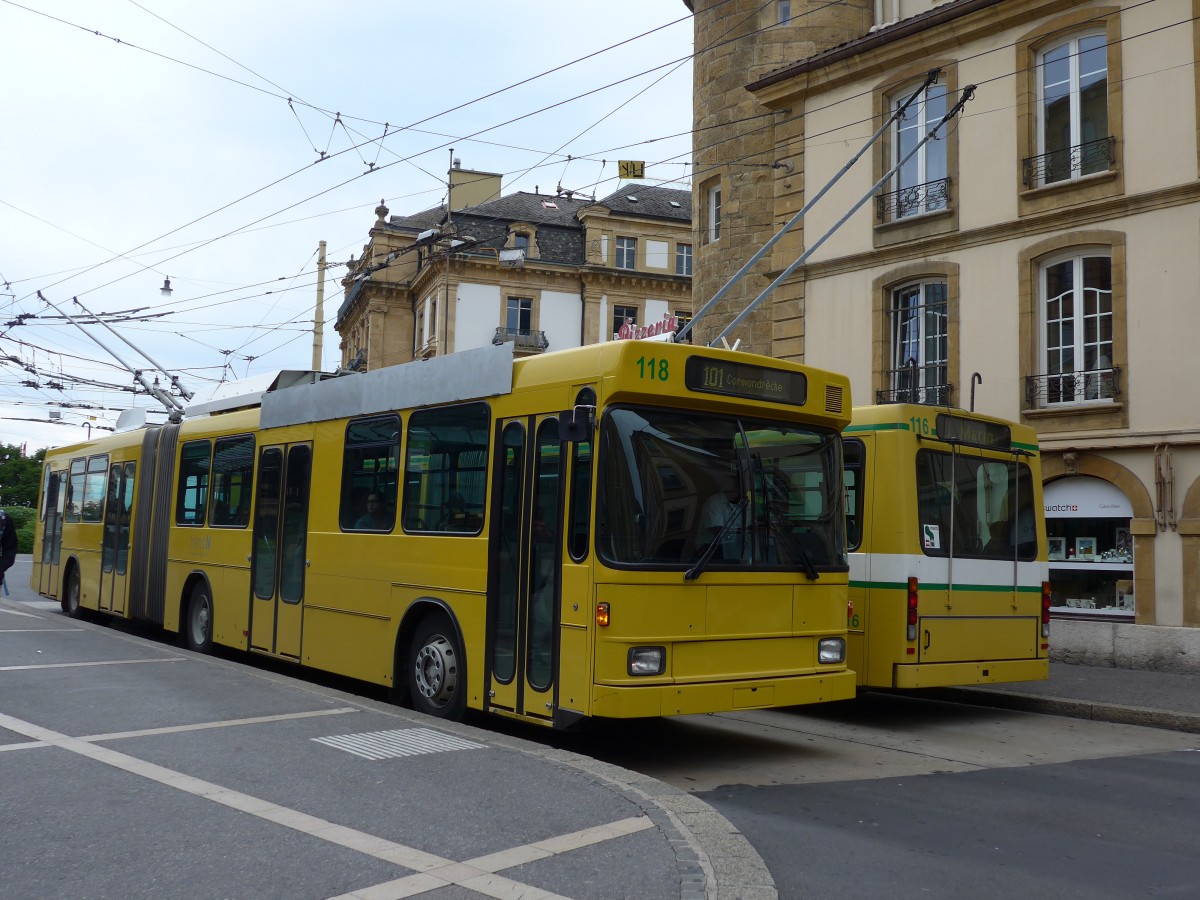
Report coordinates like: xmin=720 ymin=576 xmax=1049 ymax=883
xmin=590 ymin=669 xmax=857 ymax=719
xmin=892 ymin=658 xmax=1049 ymax=689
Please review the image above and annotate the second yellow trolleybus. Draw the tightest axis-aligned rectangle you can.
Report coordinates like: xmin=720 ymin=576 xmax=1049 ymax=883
xmin=843 ymin=404 xmax=1050 ymax=689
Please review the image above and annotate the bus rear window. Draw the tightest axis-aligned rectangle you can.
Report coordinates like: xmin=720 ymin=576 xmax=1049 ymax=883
xmin=916 ymin=449 xmax=1036 ymax=560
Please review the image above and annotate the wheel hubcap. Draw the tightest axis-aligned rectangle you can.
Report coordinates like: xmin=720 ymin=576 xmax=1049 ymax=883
xmin=192 ymin=598 xmax=209 ymax=643
xmin=414 ymin=636 xmax=457 ymax=707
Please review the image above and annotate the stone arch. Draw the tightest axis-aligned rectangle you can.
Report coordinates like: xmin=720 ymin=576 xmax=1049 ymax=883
xmin=1042 ymin=451 xmax=1155 ymax=621
xmin=1179 ymin=472 xmax=1200 ymax=626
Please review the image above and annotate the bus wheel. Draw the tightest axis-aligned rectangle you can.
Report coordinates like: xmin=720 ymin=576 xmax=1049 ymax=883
xmin=62 ymin=569 xmax=82 ymax=618
xmin=185 ymin=585 xmax=214 ymax=654
xmin=408 ymin=614 xmax=464 ymax=720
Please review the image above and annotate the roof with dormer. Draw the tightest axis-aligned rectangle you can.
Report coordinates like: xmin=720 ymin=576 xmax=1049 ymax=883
xmin=594 ymin=185 xmax=692 ymax=221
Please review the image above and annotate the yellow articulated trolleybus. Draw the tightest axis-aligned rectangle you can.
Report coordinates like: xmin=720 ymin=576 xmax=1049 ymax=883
xmin=841 ymin=404 xmax=1051 ymax=689
xmin=31 ymin=340 xmax=857 ymax=728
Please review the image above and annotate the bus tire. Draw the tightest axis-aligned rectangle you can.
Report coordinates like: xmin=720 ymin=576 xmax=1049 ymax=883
xmin=185 ymin=584 xmax=214 ymax=654
xmin=62 ymin=568 xmax=82 ymax=619
xmin=407 ymin=613 xmax=464 ymax=720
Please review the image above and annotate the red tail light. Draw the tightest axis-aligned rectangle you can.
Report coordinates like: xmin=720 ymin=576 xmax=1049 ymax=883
xmin=1041 ymin=581 xmax=1051 ymax=639
xmin=906 ymin=577 xmax=918 ymax=641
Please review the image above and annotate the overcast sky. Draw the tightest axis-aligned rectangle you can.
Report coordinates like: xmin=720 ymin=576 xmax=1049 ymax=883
xmin=1 ymin=0 xmax=695 ymax=453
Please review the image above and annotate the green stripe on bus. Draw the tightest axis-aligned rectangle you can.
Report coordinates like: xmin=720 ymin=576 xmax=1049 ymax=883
xmin=850 ymin=581 xmax=1042 ymax=593
xmin=844 ymin=423 xmax=910 ymax=434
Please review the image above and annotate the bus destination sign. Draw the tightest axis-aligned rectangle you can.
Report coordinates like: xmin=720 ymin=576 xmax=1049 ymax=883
xmin=684 ymin=356 xmax=807 ymax=406
xmin=935 ymin=413 xmax=1011 ymax=449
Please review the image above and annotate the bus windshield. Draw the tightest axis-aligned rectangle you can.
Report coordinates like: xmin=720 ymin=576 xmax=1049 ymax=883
xmin=597 ymin=406 xmax=845 ymax=572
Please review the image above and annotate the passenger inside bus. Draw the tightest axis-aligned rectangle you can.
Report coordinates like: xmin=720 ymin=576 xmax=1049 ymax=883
xmin=355 ymin=492 xmax=390 ymax=530
xmin=698 ymin=481 xmax=746 ymax=562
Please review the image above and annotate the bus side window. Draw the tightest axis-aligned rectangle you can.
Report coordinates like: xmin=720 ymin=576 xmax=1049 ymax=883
xmin=403 ymin=403 xmax=489 ymax=535
xmin=210 ymin=434 xmax=255 ymax=528
xmin=843 ymin=439 xmax=864 ymax=552
xmin=176 ymin=440 xmax=212 ymax=526
xmin=568 ymin=438 xmax=592 ymax=561
xmin=339 ymin=415 xmax=400 ymax=532
xmin=66 ymin=457 xmax=85 ymax=522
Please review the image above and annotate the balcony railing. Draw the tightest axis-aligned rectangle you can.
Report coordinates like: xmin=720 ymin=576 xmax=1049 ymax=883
xmin=876 ymin=177 xmax=951 ymax=223
xmin=876 ymin=364 xmax=953 ymax=405
xmin=1025 ymin=366 xmax=1121 ymax=406
xmin=1022 ymin=136 xmax=1115 ymax=188
xmin=492 ymin=326 xmax=549 ymax=352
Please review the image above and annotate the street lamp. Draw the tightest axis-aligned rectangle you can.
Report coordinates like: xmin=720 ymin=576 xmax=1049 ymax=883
xmin=160 ymin=277 xmax=173 ymax=297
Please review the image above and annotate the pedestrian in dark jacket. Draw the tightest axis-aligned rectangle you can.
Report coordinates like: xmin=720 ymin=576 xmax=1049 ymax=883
xmin=0 ymin=509 xmax=16 ymax=590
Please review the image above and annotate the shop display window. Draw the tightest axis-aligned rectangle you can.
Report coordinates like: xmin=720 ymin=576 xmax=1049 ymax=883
xmin=1044 ymin=476 xmax=1133 ymax=618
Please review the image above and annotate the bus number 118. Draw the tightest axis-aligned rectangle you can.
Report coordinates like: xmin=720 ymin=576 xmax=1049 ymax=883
xmin=636 ymin=357 xmax=669 ymax=382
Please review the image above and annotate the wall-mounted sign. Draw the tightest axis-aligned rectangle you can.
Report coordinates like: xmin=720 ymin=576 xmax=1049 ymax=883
xmin=1043 ymin=476 xmax=1132 ymax=518
xmin=614 ymin=312 xmax=676 ymax=342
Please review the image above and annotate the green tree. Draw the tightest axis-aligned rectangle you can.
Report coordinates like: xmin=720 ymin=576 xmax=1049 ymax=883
xmin=0 ymin=444 xmax=46 ymax=507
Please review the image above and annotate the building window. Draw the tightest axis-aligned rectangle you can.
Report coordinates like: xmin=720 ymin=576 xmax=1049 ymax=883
xmin=506 ymin=297 xmax=533 ymax=334
xmin=514 ymin=233 xmax=529 ymax=254
xmin=675 ymin=243 xmax=693 ymax=276
xmin=613 ymin=304 xmax=638 ymax=337
xmin=886 ymin=282 xmax=948 ymax=405
xmin=706 ymin=182 xmax=721 ymax=244
xmin=1039 ymin=252 xmax=1114 ymax=405
xmin=673 ymin=311 xmax=692 ymax=343
xmin=1035 ymin=33 xmax=1109 ymax=186
xmin=616 ymin=236 xmax=637 ymax=270
xmin=778 ymin=1 xmax=791 ymax=24
xmin=883 ymin=79 xmax=948 ymax=220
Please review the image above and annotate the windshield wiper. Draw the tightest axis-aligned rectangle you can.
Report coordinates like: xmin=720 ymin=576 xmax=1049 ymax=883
xmin=684 ymin=493 xmax=748 ymax=582
xmin=752 ymin=452 xmax=819 ymax=581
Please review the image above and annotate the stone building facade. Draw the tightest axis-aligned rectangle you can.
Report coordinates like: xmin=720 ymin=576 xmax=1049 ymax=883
xmin=685 ymin=0 xmax=1200 ymax=665
xmin=335 ymin=165 xmax=692 ymax=370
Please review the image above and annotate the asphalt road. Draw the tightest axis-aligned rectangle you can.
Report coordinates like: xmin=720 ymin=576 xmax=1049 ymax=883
xmin=558 ymin=697 xmax=1200 ymax=898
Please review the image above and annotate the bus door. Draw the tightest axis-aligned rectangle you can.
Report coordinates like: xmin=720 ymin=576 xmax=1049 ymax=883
xmin=249 ymin=443 xmax=312 ymax=660
xmin=40 ymin=471 xmax=66 ymax=598
xmin=98 ymin=461 xmax=135 ymax=614
xmin=488 ymin=416 xmax=563 ymax=723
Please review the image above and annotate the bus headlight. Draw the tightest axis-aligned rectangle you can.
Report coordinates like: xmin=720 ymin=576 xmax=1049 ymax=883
xmin=628 ymin=646 xmax=665 ymax=676
xmin=818 ymin=637 xmax=846 ymax=664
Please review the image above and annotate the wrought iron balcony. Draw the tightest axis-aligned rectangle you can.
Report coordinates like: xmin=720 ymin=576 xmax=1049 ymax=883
xmin=492 ymin=326 xmax=548 ymax=352
xmin=876 ymin=177 xmax=951 ymax=222
xmin=1025 ymin=366 xmax=1121 ymax=406
xmin=1022 ymin=136 xmax=1115 ymax=188
xmin=876 ymin=364 xmax=953 ymax=405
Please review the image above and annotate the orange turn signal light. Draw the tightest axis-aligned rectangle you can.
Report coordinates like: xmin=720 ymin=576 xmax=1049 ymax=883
xmin=596 ymin=601 xmax=610 ymax=627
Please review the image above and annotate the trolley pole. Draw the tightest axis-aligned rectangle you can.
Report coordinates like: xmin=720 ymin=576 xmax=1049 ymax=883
xmin=312 ymin=240 xmax=327 ymax=371
xmin=675 ymin=70 xmax=941 ymax=345
xmin=710 ymin=84 xmax=976 ymax=348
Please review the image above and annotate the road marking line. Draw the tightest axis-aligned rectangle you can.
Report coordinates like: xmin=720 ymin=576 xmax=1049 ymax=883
xmin=0 ymin=607 xmax=42 ymax=619
xmin=0 ymin=708 xmax=359 ymax=753
xmin=0 ymin=657 xmax=185 ymax=672
xmin=0 ymin=628 xmax=82 ymax=633
xmin=0 ymin=710 xmax=651 ymax=899
xmin=82 ymin=707 xmax=360 ymax=742
xmin=328 ymin=817 xmax=653 ymax=900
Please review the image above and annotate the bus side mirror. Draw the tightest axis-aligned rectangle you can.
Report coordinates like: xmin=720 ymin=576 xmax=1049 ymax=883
xmin=559 ymin=405 xmax=594 ymax=443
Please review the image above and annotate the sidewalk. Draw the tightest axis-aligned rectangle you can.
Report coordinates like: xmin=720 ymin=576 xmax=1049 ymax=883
xmin=931 ymin=662 xmax=1200 ymax=734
